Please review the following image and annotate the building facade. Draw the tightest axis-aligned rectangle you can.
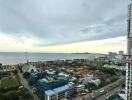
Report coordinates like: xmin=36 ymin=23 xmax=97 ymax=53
xmin=22 ymin=64 xmax=37 ymax=73
xmin=30 ymin=70 xmax=72 ymax=99
xmin=45 ymin=84 xmax=77 ymax=100
xmin=126 ymin=2 xmax=132 ymax=100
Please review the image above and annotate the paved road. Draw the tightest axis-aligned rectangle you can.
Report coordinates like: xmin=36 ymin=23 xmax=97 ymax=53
xmin=18 ymin=70 xmax=40 ymax=100
xmin=73 ymin=76 xmax=125 ymax=100
xmin=91 ymin=76 xmax=125 ymax=97
xmin=94 ymin=85 xmax=122 ymax=100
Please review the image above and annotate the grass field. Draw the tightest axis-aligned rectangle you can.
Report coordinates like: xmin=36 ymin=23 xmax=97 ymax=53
xmin=0 ymin=75 xmax=33 ymax=100
xmin=0 ymin=77 xmax=20 ymax=90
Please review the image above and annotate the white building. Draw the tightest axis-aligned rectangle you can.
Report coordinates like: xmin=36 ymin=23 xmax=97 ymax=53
xmin=22 ymin=64 xmax=37 ymax=73
xmin=103 ymin=64 xmax=126 ymax=71
xmin=82 ymin=75 xmax=101 ymax=86
xmin=82 ymin=75 xmax=93 ymax=84
xmin=90 ymin=79 xmax=101 ymax=86
xmin=58 ymin=72 xmax=69 ymax=77
xmin=77 ymin=84 xmax=85 ymax=94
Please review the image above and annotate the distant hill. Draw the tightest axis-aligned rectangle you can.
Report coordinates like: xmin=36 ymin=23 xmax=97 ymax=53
xmin=72 ymin=52 xmax=91 ymax=54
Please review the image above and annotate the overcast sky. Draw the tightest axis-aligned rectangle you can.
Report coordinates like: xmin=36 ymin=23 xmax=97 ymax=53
xmin=0 ymin=0 xmax=130 ymax=53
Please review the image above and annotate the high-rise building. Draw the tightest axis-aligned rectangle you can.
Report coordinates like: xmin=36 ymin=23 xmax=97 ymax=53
xmin=125 ymin=2 xmax=132 ymax=100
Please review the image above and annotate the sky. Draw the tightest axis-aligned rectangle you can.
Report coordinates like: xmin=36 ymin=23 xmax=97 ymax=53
xmin=0 ymin=0 xmax=130 ymax=53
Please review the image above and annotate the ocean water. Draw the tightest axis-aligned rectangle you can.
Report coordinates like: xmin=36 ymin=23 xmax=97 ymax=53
xmin=0 ymin=52 xmax=105 ymax=65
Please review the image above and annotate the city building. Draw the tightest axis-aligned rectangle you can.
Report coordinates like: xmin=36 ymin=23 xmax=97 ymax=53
xmin=82 ymin=74 xmax=101 ymax=86
xmin=0 ymin=65 xmax=16 ymax=72
xmin=108 ymin=52 xmax=117 ymax=59
xmin=94 ymin=56 xmax=109 ymax=63
xmin=103 ymin=64 xmax=126 ymax=71
xmin=36 ymin=75 xmax=69 ymax=92
xmin=22 ymin=64 xmax=37 ymax=73
xmin=30 ymin=72 xmax=47 ymax=83
xmin=45 ymin=84 xmax=76 ymax=100
xmin=82 ymin=75 xmax=93 ymax=85
xmin=30 ymin=70 xmax=73 ymax=99
xmin=119 ymin=51 xmax=124 ymax=56
xmin=125 ymin=2 xmax=132 ymax=100
xmin=45 ymin=90 xmax=56 ymax=100
xmin=90 ymin=79 xmax=101 ymax=86
xmin=77 ymin=84 xmax=85 ymax=94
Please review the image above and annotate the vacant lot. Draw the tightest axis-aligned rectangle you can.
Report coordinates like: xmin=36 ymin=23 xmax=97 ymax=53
xmin=0 ymin=77 xmax=20 ymax=90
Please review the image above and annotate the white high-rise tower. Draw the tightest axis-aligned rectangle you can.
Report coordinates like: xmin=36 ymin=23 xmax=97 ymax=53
xmin=126 ymin=2 xmax=132 ymax=100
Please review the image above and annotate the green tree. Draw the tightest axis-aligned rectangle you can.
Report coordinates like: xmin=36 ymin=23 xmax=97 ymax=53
xmin=23 ymin=72 xmax=31 ymax=79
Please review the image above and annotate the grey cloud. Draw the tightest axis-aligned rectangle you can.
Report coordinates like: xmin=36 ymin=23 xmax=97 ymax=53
xmin=35 ymin=23 xmax=126 ymax=46
xmin=0 ymin=0 xmax=130 ymax=46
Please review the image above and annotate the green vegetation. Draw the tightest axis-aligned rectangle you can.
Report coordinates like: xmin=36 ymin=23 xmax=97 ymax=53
xmin=116 ymin=63 xmax=126 ymax=66
xmin=85 ymin=77 xmax=119 ymax=92
xmin=1 ymin=90 xmax=18 ymax=100
xmin=87 ymin=60 xmax=124 ymax=76
xmin=121 ymin=70 xmax=126 ymax=75
xmin=0 ymin=77 xmax=20 ymax=92
xmin=106 ymin=94 xmax=121 ymax=100
xmin=85 ymin=83 xmax=97 ymax=92
xmin=28 ymin=80 xmax=34 ymax=86
xmin=13 ymin=70 xmax=18 ymax=75
xmin=88 ymin=65 xmax=117 ymax=75
xmin=0 ymin=87 xmax=33 ymax=100
xmin=23 ymin=72 xmax=31 ymax=79
xmin=100 ymin=79 xmax=109 ymax=87
xmin=0 ymin=75 xmax=32 ymax=100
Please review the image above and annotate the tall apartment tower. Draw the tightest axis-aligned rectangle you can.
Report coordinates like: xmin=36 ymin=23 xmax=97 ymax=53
xmin=126 ymin=2 xmax=132 ymax=100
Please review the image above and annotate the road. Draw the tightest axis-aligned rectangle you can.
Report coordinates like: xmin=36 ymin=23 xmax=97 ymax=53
xmin=73 ymin=76 xmax=125 ymax=100
xmin=94 ymin=85 xmax=122 ymax=100
xmin=92 ymin=76 xmax=125 ymax=100
xmin=18 ymin=70 xmax=40 ymax=100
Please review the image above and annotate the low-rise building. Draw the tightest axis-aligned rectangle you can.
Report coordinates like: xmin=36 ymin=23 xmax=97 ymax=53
xmin=36 ymin=75 xmax=69 ymax=93
xmin=30 ymin=70 xmax=77 ymax=100
xmin=45 ymin=90 xmax=57 ymax=100
xmin=82 ymin=74 xmax=101 ymax=86
xmin=103 ymin=64 xmax=126 ymax=71
xmin=77 ymin=84 xmax=85 ymax=94
xmin=22 ymin=64 xmax=37 ymax=73
xmin=82 ymin=75 xmax=93 ymax=84
xmin=45 ymin=84 xmax=77 ymax=100
xmin=0 ymin=65 xmax=16 ymax=72
xmin=30 ymin=72 xmax=46 ymax=83
xmin=90 ymin=79 xmax=101 ymax=86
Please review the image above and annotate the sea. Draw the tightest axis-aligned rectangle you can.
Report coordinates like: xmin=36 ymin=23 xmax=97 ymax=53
xmin=0 ymin=52 xmax=105 ymax=65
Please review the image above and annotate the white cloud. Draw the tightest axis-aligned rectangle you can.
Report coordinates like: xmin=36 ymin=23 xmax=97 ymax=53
xmin=0 ymin=31 xmax=126 ymax=53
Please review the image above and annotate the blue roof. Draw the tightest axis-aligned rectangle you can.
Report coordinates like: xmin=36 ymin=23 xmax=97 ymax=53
xmin=53 ymin=85 xmax=69 ymax=93
xmin=45 ymin=90 xmax=55 ymax=96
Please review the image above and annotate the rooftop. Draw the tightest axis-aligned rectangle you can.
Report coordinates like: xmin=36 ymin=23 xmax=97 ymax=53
xmin=38 ymin=73 xmax=68 ymax=84
xmin=53 ymin=85 xmax=69 ymax=93
xmin=77 ymin=84 xmax=85 ymax=88
xmin=45 ymin=90 xmax=55 ymax=96
xmin=45 ymin=84 xmax=70 ymax=96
